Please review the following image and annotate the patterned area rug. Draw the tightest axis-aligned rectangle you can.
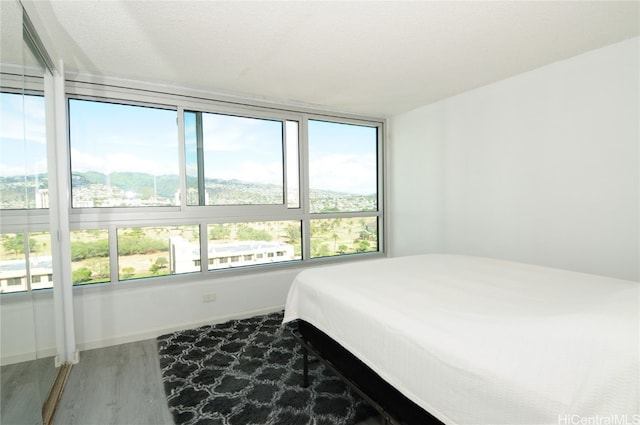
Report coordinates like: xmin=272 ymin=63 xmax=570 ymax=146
xmin=157 ymin=312 xmax=376 ymax=425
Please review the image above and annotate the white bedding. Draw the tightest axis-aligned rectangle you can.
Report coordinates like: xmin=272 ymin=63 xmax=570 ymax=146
xmin=283 ymin=254 xmax=639 ymax=425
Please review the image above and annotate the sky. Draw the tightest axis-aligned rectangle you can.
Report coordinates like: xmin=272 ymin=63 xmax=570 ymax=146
xmin=308 ymin=119 xmax=378 ymax=195
xmin=0 ymin=93 xmax=47 ymax=177
xmin=186 ymin=111 xmax=284 ymax=186
xmin=2 ymin=95 xmax=378 ymax=195
xmin=69 ymin=99 xmax=179 ymax=176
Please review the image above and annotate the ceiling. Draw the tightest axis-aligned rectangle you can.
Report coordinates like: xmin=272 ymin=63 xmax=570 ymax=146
xmin=21 ymin=1 xmax=640 ymax=117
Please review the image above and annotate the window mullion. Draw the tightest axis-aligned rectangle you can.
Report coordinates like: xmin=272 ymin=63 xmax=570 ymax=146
xmin=195 ymin=111 xmax=206 ymax=206
xmin=199 ymin=222 xmax=208 ymax=273
xmin=177 ymin=106 xmax=187 ymax=210
xmin=23 ymin=232 xmax=33 ymax=291
xmin=108 ymin=224 xmax=118 ymax=283
xmin=299 ymin=116 xmax=311 ymax=261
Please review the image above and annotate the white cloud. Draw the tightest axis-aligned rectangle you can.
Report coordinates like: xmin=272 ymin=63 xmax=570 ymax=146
xmin=1 ymin=94 xmax=52 ymax=177
xmin=0 ymin=164 xmax=29 ymax=177
xmin=69 ymin=149 xmax=108 ymax=173
xmin=70 ymin=149 xmax=177 ymax=175
xmin=209 ymin=160 xmax=282 ymax=185
xmin=310 ymin=153 xmax=377 ymax=194
xmin=202 ymin=128 xmax=246 ymax=152
xmin=201 ymin=114 xmax=280 ymax=153
xmin=1 ymin=97 xmax=46 ymax=146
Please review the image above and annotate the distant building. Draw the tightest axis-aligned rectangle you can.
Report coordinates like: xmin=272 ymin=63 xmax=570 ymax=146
xmin=0 ymin=256 xmax=54 ymax=293
xmin=169 ymin=237 xmax=295 ymax=273
xmin=35 ymin=189 xmax=49 ymax=208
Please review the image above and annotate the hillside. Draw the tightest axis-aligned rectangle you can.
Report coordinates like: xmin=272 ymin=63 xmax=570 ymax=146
xmin=6 ymin=171 xmax=378 ymax=212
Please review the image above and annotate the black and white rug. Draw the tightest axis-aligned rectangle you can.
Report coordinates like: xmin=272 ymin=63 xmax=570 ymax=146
xmin=157 ymin=312 xmax=376 ymax=425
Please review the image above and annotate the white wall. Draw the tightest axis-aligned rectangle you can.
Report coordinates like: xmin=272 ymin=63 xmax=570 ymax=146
xmin=1 ymin=267 xmax=298 ymax=364
xmin=387 ymin=104 xmax=445 ymax=255
xmin=1 ymin=292 xmax=56 ymax=365
xmin=72 ymin=268 xmax=299 ymax=352
xmin=389 ymin=37 xmax=639 ymax=281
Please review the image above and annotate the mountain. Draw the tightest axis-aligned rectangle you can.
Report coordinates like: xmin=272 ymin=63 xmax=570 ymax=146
xmin=4 ymin=171 xmax=376 ymax=211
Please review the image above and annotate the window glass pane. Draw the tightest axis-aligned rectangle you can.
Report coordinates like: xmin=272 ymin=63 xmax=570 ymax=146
xmin=0 ymin=231 xmax=52 ymax=293
xmin=28 ymin=231 xmax=53 ymax=290
xmin=285 ymin=121 xmax=300 ymax=208
xmin=70 ymin=229 xmax=110 ymax=285
xmin=310 ymin=217 xmax=378 ymax=258
xmin=69 ymin=99 xmax=178 ymax=208
xmin=1 ymin=233 xmax=28 ymax=293
xmin=117 ymin=225 xmax=199 ymax=281
xmin=205 ymin=221 xmax=301 ymax=270
xmin=200 ymin=112 xmax=284 ymax=205
xmin=184 ymin=111 xmax=201 ymax=205
xmin=0 ymin=93 xmax=47 ymax=209
xmin=308 ymin=120 xmax=377 ymax=213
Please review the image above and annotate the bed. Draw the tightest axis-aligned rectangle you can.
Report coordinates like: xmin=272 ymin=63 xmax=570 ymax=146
xmin=282 ymin=254 xmax=639 ymax=425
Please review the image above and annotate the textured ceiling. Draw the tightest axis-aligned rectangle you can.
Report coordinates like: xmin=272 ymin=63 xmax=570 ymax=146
xmin=21 ymin=1 xmax=640 ymax=117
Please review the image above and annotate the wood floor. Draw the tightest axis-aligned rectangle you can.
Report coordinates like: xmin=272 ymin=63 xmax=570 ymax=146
xmin=54 ymin=339 xmax=174 ymax=425
xmin=1 ymin=356 xmax=58 ymax=425
xmin=2 ymin=339 xmax=381 ymax=425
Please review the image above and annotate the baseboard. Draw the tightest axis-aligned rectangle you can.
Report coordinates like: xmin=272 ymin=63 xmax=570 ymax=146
xmin=76 ymin=305 xmax=285 ymax=352
xmin=1 ymin=347 xmax=57 ymax=366
xmin=2 ymin=306 xmax=286 ymax=364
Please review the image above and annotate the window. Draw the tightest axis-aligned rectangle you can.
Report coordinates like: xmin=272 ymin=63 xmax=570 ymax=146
xmin=0 ymin=93 xmax=47 ymax=209
xmin=58 ymin=88 xmax=384 ymax=289
xmin=206 ymin=221 xmax=301 ymax=270
xmin=70 ymin=229 xmax=110 ymax=285
xmin=184 ymin=111 xmax=298 ymax=207
xmin=69 ymin=99 xmax=178 ymax=208
xmin=7 ymin=278 xmax=22 ymax=286
xmin=308 ymin=119 xmax=380 ymax=258
xmin=119 ymin=225 xmax=200 ymax=280
xmin=0 ymin=231 xmax=53 ymax=293
xmin=308 ymin=120 xmax=377 ymax=213
xmin=1 ymin=88 xmax=52 ymax=294
xmin=310 ymin=217 xmax=378 ymax=258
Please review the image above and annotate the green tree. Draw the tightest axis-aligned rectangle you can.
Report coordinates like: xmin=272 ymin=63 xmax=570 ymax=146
xmin=72 ymin=267 xmax=92 ymax=284
xmin=121 ymin=267 xmax=135 ymax=279
xmin=86 ymin=258 xmax=109 ymax=279
xmin=356 ymin=240 xmax=371 ymax=252
xmin=359 ymin=230 xmax=373 ymax=241
xmin=129 ymin=227 xmax=145 ymax=237
xmin=117 ymin=235 xmax=166 ymax=256
xmin=2 ymin=234 xmax=37 ymax=255
xmin=29 ymin=238 xmax=40 ymax=252
xmin=71 ymin=238 xmax=109 ymax=261
xmin=311 ymin=239 xmax=330 ymax=258
xmin=154 ymin=257 xmax=169 ymax=269
xmin=237 ymin=226 xmax=272 ymax=241
xmin=209 ymin=224 xmax=231 ymax=241
xmin=284 ymin=225 xmax=300 ymax=245
xmin=3 ymin=234 xmax=24 ymax=255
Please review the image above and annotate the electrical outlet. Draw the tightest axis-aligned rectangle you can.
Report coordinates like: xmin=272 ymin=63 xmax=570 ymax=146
xmin=202 ymin=293 xmax=216 ymax=303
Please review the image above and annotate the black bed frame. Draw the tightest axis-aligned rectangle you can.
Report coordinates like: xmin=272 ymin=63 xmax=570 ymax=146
xmin=293 ymin=320 xmax=445 ymax=425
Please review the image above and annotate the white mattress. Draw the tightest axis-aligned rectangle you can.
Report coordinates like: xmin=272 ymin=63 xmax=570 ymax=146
xmin=283 ymin=254 xmax=639 ymax=425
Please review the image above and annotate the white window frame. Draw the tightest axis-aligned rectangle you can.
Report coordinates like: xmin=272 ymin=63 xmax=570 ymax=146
xmin=60 ymin=78 xmax=386 ymax=288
